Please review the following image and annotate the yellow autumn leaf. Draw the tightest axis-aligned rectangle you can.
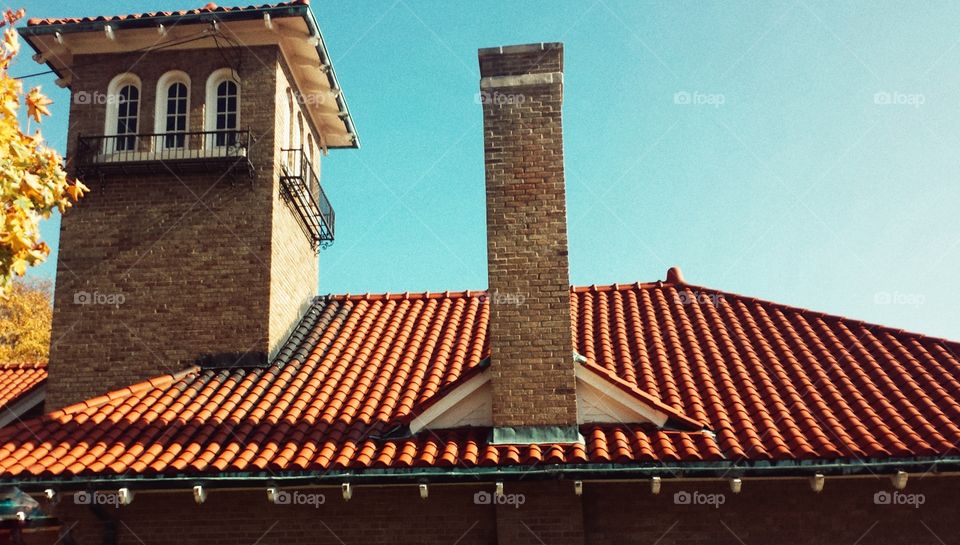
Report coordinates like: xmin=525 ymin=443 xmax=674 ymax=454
xmin=2 ymin=28 xmax=18 ymax=56
xmin=25 ymin=87 xmax=51 ymax=122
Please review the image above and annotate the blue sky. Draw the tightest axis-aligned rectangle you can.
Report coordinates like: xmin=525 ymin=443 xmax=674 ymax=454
xmin=14 ymin=1 xmax=960 ymax=340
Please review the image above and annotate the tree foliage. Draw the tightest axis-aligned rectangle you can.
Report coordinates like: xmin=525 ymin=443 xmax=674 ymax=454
xmin=0 ymin=277 xmax=51 ymax=363
xmin=0 ymin=9 xmax=87 ymax=295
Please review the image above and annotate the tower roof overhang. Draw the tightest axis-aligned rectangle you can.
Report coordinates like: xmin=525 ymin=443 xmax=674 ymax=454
xmin=18 ymin=1 xmax=359 ymax=149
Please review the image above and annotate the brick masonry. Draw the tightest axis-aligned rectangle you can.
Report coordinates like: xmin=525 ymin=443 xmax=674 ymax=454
xmin=47 ymin=45 xmax=321 ymax=410
xmin=480 ymin=43 xmax=578 ymax=428
xmin=11 ymin=477 xmax=959 ymax=545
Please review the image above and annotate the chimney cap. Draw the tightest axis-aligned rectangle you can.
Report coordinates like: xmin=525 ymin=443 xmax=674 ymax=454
xmin=666 ymin=267 xmax=685 ymax=284
xmin=477 ymin=42 xmax=563 ymax=57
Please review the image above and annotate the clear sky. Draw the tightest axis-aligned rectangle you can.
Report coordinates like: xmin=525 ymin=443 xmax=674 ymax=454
xmin=14 ymin=1 xmax=960 ymax=340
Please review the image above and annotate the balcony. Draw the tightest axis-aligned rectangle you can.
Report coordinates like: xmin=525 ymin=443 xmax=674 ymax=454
xmin=280 ymin=148 xmax=335 ymax=249
xmin=75 ymin=130 xmax=254 ymax=177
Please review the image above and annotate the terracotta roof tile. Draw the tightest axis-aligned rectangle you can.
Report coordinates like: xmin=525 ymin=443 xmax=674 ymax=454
xmin=2 ymin=279 xmax=960 ymax=478
xmin=0 ymin=362 xmax=46 ymax=414
xmin=26 ymin=1 xmax=309 ymax=27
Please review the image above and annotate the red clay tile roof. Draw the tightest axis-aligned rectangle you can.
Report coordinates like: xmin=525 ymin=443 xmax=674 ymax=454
xmin=26 ymin=1 xmax=308 ymax=27
xmin=0 ymin=362 xmax=46 ymax=413
xmin=1 ymin=279 xmax=960 ymax=478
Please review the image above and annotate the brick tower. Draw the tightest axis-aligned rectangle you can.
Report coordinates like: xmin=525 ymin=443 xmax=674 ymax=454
xmin=19 ymin=2 xmax=357 ymax=409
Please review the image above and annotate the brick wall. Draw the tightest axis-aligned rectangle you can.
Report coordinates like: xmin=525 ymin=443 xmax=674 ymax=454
xmin=267 ymin=59 xmax=321 ymax=357
xmin=11 ymin=477 xmax=958 ymax=545
xmin=47 ymin=44 xmax=323 ymax=409
xmin=479 ymin=43 xmax=578 ymax=428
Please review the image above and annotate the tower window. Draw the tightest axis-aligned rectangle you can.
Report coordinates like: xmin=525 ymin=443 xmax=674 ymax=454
xmin=205 ymin=68 xmax=241 ymax=149
xmin=164 ymin=83 xmax=187 ymax=148
xmin=165 ymin=83 xmax=188 ymax=148
xmin=154 ymin=71 xmax=191 ymax=150
xmin=103 ymin=73 xmax=142 ymax=153
xmin=215 ymin=80 xmax=238 ymax=146
xmin=115 ymin=85 xmax=139 ymax=151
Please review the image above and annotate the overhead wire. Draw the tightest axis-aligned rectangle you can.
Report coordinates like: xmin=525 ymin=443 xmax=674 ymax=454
xmin=13 ymin=26 xmax=223 ymax=80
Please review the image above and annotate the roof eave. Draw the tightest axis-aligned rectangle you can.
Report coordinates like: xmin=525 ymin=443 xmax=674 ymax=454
xmin=4 ymin=456 xmax=959 ymax=491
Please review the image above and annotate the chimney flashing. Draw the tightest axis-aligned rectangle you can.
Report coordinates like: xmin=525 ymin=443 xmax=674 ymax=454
xmin=489 ymin=425 xmax=584 ymax=446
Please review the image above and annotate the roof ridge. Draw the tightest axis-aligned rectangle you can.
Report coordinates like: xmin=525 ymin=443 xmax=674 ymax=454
xmin=322 ymin=279 xmax=960 ymax=349
xmin=0 ymin=362 xmax=47 ymax=370
xmin=676 ymin=281 xmax=960 ymax=349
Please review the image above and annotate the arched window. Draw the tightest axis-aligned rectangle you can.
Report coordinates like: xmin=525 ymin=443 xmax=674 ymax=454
xmin=205 ymin=68 xmax=240 ymax=148
xmin=104 ymin=73 xmax=141 ymax=152
xmin=286 ymin=88 xmax=295 ymax=150
xmin=306 ymin=134 xmax=314 ymax=170
xmin=296 ymin=112 xmax=304 ymax=151
xmin=284 ymin=88 xmax=296 ymax=171
xmin=306 ymin=133 xmax=318 ymax=198
xmin=154 ymin=71 xmax=190 ymax=150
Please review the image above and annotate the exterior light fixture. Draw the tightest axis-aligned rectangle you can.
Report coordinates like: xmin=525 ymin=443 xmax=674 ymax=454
xmin=495 ymin=482 xmax=504 ymax=497
xmin=810 ymin=474 xmax=825 ymax=493
xmin=266 ymin=487 xmax=280 ymax=504
xmin=419 ymin=484 xmax=428 ymax=500
xmin=574 ymin=481 xmax=583 ymax=497
xmin=117 ymin=488 xmax=134 ymax=506
xmin=193 ymin=485 xmax=206 ymax=505
xmin=892 ymin=471 xmax=908 ymax=491
xmin=730 ymin=478 xmax=742 ymax=494
xmin=650 ymin=476 xmax=662 ymax=495
xmin=341 ymin=483 xmax=352 ymax=501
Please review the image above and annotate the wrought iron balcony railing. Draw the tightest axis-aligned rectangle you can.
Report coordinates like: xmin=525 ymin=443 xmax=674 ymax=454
xmin=280 ymin=148 xmax=335 ymax=249
xmin=76 ymin=130 xmax=253 ymax=177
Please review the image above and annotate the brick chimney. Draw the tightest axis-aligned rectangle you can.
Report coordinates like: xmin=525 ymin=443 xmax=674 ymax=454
xmin=479 ymin=43 xmax=579 ymax=443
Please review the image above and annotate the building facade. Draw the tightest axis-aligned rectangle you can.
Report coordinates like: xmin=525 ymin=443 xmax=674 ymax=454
xmin=2 ymin=3 xmax=959 ymax=545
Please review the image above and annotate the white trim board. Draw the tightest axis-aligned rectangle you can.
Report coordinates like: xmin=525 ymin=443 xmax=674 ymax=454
xmin=409 ymin=364 xmax=675 ymax=434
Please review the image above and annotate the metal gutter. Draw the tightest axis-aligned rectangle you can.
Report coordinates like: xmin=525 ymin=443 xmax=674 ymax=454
xmin=5 ymin=457 xmax=960 ymax=492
